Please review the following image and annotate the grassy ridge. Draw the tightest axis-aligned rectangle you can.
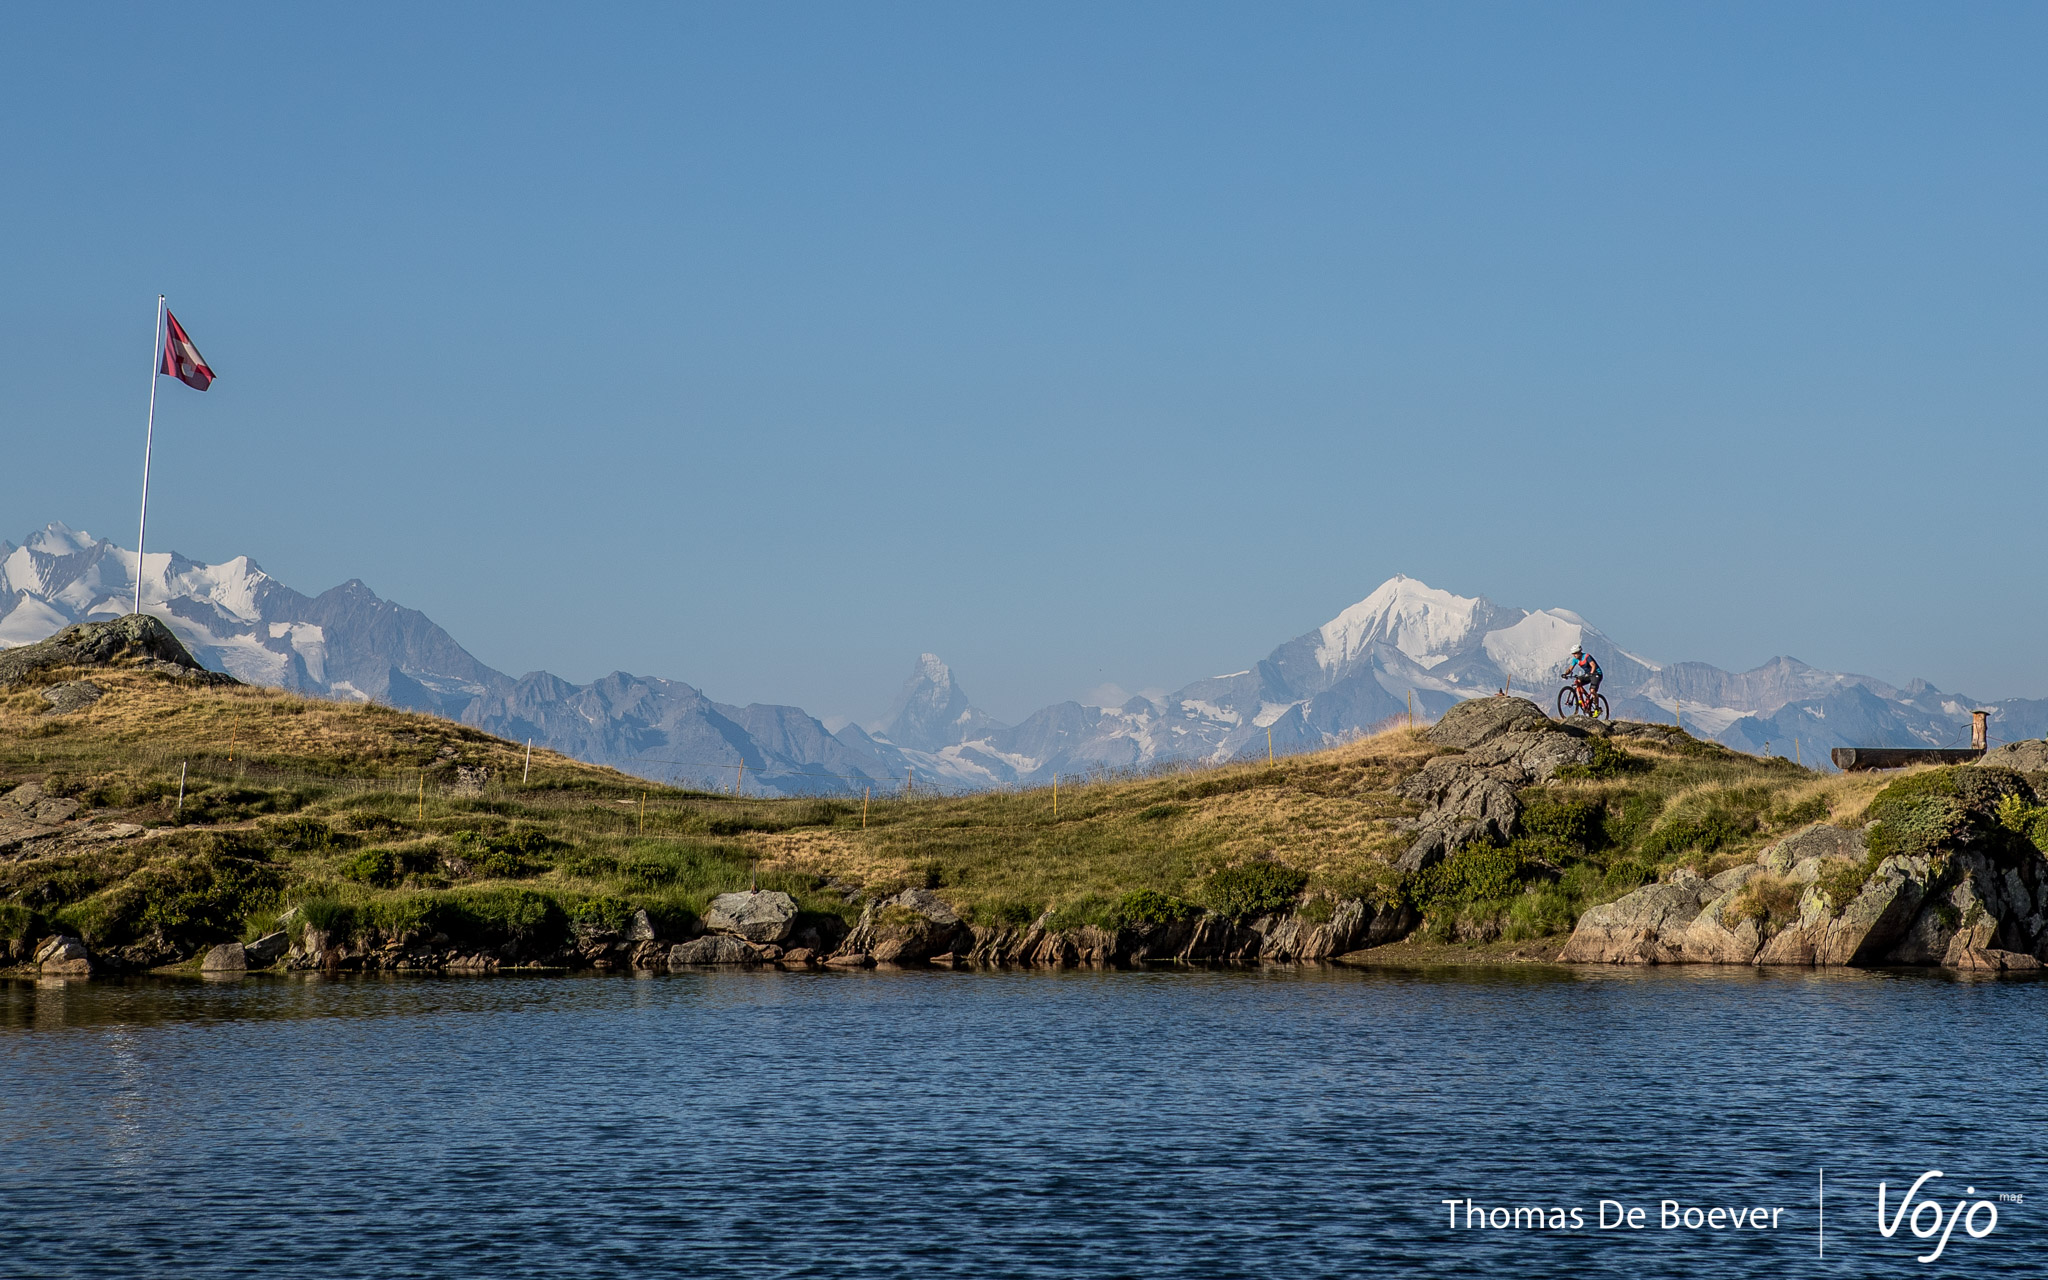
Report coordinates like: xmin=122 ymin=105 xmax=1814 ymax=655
xmin=1 ymin=662 xmax=1899 ymax=964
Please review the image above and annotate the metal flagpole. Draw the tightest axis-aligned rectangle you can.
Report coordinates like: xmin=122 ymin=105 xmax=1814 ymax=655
xmin=135 ymin=294 xmax=165 ymax=616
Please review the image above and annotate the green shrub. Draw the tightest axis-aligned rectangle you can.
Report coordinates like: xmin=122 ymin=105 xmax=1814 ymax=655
xmin=1504 ymin=888 xmax=1575 ymax=939
xmin=0 ymin=903 xmax=46 ymax=946
xmin=1640 ymin=806 xmax=1756 ymax=858
xmin=1518 ymin=795 xmax=1604 ymax=853
xmin=1814 ymin=857 xmax=1878 ymax=911
xmin=1726 ymin=873 xmax=1803 ymax=932
xmin=570 ymin=895 xmax=632 ymax=930
xmin=1413 ymin=845 xmax=1530 ymax=908
xmin=1135 ymin=803 xmax=1185 ymax=823
xmin=1198 ymin=861 xmax=1308 ymax=919
xmin=1865 ymin=771 xmax=1970 ymax=862
xmin=1996 ymin=793 xmax=2048 ymax=856
xmin=58 ymin=840 xmax=284 ymax=947
xmin=342 ymin=847 xmax=402 ymax=888
xmin=452 ymin=826 xmax=559 ymax=879
xmin=1113 ymin=888 xmax=1197 ymax=927
xmin=1602 ymin=857 xmax=1657 ymax=892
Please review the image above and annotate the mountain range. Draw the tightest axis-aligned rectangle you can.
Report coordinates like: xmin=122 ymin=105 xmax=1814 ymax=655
xmin=4 ymin=521 xmax=2043 ymax=793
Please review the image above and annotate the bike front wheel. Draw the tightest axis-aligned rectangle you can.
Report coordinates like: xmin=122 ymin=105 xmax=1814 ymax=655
xmin=1557 ymin=687 xmax=1578 ymax=718
xmin=1593 ymin=694 xmax=1611 ymax=720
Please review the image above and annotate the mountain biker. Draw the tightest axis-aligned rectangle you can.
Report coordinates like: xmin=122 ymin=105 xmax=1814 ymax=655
xmin=1560 ymin=645 xmax=1602 ymax=704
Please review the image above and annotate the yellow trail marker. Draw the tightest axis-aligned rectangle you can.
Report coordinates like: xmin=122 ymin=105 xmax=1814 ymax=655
xmin=1267 ymin=727 xmax=1273 ymax=764
xmin=639 ymin=791 xmax=646 ymax=836
xmin=417 ymin=771 xmax=425 ymax=822
xmin=1053 ymin=773 xmax=1059 ymax=819
xmin=862 ymin=787 xmax=870 ymax=830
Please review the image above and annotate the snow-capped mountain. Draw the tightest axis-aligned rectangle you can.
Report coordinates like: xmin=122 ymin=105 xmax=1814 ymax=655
xmin=4 ymin=522 xmax=2043 ymax=792
xmin=842 ymin=575 xmax=2048 ymax=787
xmin=0 ymin=523 xmax=901 ymax=795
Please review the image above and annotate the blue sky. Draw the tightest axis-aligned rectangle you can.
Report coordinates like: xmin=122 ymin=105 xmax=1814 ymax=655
xmin=4 ymin=3 xmax=2044 ymax=723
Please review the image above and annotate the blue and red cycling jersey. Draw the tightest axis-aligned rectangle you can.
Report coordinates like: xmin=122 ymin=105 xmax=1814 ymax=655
xmin=1564 ymin=652 xmax=1602 ymax=684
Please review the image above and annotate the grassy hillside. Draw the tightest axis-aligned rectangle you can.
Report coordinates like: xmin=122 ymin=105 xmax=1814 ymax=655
xmin=1 ymin=659 xmax=1900 ymax=967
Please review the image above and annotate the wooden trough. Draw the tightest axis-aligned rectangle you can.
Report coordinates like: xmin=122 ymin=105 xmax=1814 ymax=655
xmin=1830 ymin=747 xmax=1983 ymax=772
xmin=1831 ymin=710 xmax=1994 ymax=772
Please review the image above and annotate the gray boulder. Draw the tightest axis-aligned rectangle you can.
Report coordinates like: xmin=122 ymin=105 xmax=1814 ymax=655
xmin=1461 ymin=728 xmax=1596 ymax=783
xmin=40 ymin=680 xmax=104 ymax=714
xmin=0 ymin=614 xmax=233 ymax=688
xmin=243 ymin=931 xmax=289 ymax=967
xmin=36 ymin=935 xmax=94 ymax=976
xmin=1676 ymin=864 xmax=1770 ymax=963
xmin=1974 ymin=740 xmax=2048 ymax=775
xmin=201 ymin=942 xmax=247 ymax=972
xmin=1559 ymin=870 xmax=1715 ymax=963
xmin=1759 ymin=823 xmax=1864 ymax=874
xmin=1425 ymin=696 xmax=1552 ymax=749
xmin=839 ymin=888 xmax=966 ymax=964
xmin=702 ymin=890 xmax=798 ymax=943
xmin=624 ymin=908 xmax=658 ymax=942
xmin=668 ymin=935 xmax=760 ymax=966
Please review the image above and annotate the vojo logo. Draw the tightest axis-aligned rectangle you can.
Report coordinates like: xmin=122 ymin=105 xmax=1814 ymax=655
xmin=1876 ymin=1171 xmax=2011 ymax=1264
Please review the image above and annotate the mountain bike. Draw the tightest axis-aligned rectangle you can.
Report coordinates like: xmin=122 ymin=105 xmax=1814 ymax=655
xmin=1557 ymin=681 xmax=1610 ymax=720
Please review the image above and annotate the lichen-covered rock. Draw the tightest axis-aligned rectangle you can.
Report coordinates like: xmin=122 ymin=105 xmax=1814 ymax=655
xmin=1759 ymin=823 xmax=1865 ymax=874
xmin=40 ymin=680 xmax=103 ymax=714
xmin=1676 ymin=865 xmax=1768 ymax=962
xmin=702 ymin=890 xmax=798 ymax=944
xmin=1974 ymin=740 xmax=2048 ymax=776
xmin=1425 ymin=696 xmax=1553 ymax=749
xmin=838 ymin=888 xmax=966 ymax=964
xmin=0 ymin=614 xmax=235 ymax=689
xmin=668 ymin=935 xmax=760 ymax=966
xmin=1558 ymin=870 xmax=1715 ymax=963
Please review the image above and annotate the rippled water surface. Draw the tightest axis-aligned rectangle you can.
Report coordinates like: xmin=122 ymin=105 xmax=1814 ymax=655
xmin=2 ymin=965 xmax=2041 ymax=1278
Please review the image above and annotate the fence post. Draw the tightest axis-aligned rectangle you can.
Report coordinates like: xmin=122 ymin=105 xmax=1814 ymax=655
xmin=176 ymin=761 xmax=186 ymax=814
xmin=523 ymin=738 xmax=532 ymax=784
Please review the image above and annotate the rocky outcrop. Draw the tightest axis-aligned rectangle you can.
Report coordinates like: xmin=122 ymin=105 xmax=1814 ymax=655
xmin=668 ymin=934 xmax=761 ymax=967
xmin=0 ymin=614 xmax=235 ymax=689
xmin=1561 ymin=786 xmax=2048 ymax=971
xmin=840 ymin=889 xmax=968 ymax=964
xmin=1976 ymin=740 xmax=2048 ymax=776
xmin=40 ymin=680 xmax=104 ymax=714
xmin=943 ymin=897 xmax=1413 ymax=968
xmin=36 ymin=935 xmax=95 ymax=976
xmin=201 ymin=942 xmax=247 ymax=972
xmin=0 ymin=782 xmax=145 ymax=863
xmin=702 ymin=890 xmax=798 ymax=944
xmin=1394 ymin=697 xmax=1595 ymax=872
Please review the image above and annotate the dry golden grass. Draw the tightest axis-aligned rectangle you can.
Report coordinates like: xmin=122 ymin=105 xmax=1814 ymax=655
xmin=757 ymin=725 xmax=1438 ymax=916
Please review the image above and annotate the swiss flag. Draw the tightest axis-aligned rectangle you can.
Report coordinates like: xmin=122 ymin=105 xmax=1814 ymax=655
xmin=160 ymin=310 xmax=215 ymax=390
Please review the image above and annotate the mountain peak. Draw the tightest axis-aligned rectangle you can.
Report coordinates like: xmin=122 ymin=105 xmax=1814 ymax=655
xmin=884 ymin=652 xmax=975 ymax=751
xmin=1313 ymin=575 xmax=1515 ymax=671
xmin=25 ymin=522 xmax=100 ymax=555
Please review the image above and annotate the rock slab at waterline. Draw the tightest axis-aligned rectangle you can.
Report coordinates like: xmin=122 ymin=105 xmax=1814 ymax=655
xmin=1562 ymin=760 xmax=2048 ymax=971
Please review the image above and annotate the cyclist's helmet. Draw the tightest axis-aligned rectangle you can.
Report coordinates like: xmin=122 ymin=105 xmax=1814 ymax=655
xmin=1569 ymin=644 xmax=1584 ymax=657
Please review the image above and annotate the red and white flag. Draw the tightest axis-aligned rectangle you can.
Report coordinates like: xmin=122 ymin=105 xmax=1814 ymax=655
xmin=160 ymin=310 xmax=215 ymax=390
